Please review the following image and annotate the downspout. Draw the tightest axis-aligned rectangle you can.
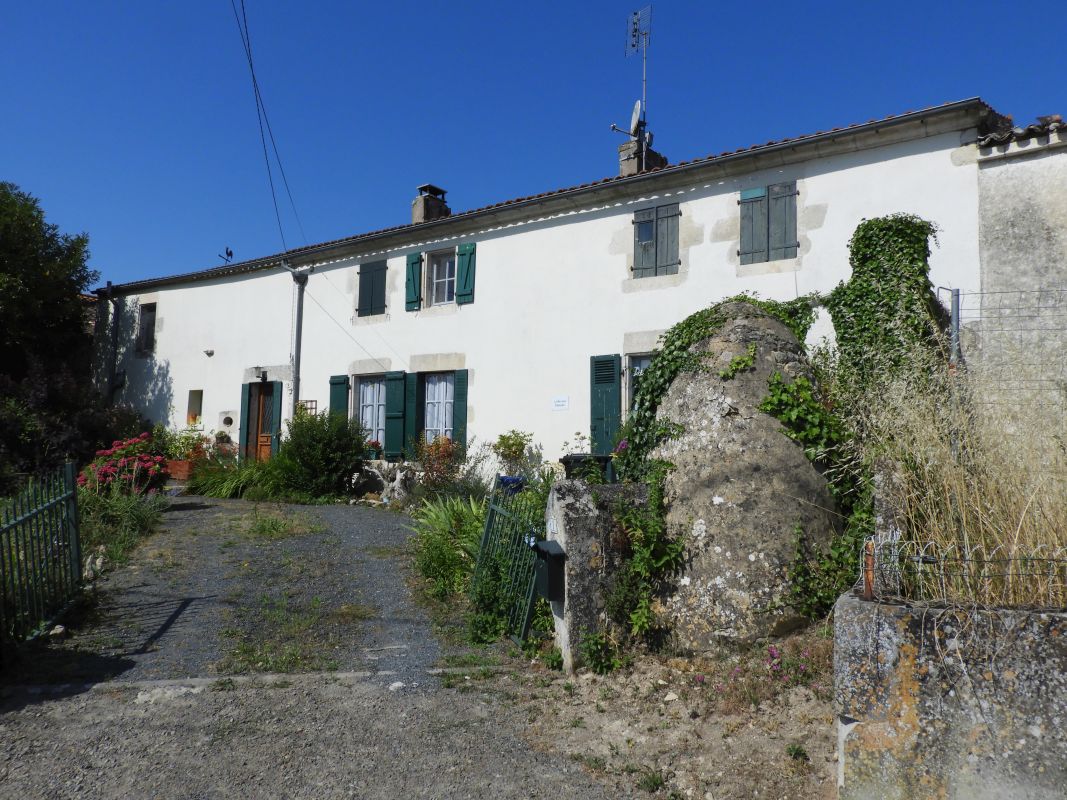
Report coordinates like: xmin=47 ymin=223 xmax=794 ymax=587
xmin=287 ymin=263 xmax=313 ymax=414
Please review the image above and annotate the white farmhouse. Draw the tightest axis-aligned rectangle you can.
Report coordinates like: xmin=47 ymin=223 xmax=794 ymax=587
xmin=92 ymin=98 xmax=1065 ymax=462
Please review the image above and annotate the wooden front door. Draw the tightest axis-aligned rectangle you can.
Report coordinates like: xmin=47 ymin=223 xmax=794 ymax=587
xmin=242 ymin=381 xmax=280 ymax=461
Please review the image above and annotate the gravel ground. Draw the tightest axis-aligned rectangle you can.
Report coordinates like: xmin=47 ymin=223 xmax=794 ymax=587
xmin=0 ymin=497 xmax=621 ymax=799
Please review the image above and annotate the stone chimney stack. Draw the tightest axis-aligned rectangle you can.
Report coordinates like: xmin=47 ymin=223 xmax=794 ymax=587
xmin=618 ymin=140 xmax=668 ymax=177
xmin=412 ymin=184 xmax=451 ymax=224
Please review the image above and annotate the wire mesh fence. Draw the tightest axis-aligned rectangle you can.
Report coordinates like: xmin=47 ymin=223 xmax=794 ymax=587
xmin=862 ymin=535 xmax=1067 ymax=611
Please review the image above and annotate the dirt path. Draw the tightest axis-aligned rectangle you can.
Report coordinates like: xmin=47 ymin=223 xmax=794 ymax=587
xmin=0 ymin=498 xmax=619 ymax=799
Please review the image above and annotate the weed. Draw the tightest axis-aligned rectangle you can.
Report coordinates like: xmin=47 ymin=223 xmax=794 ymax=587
xmin=542 ymin=647 xmax=563 ymax=671
xmin=579 ymin=630 xmax=624 ymax=675
xmin=211 ymin=678 xmax=236 ymax=692
xmin=636 ymin=769 xmax=665 ymax=792
xmin=562 ymin=681 xmax=575 ymax=696
xmin=786 ymin=743 xmax=809 ymax=761
xmin=581 ymin=755 xmax=606 ymax=772
xmin=569 ymin=716 xmax=585 ymax=728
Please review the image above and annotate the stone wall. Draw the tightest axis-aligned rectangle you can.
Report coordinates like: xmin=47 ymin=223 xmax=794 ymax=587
xmin=545 ymin=480 xmax=647 ymax=674
xmin=834 ymin=592 xmax=1067 ymax=799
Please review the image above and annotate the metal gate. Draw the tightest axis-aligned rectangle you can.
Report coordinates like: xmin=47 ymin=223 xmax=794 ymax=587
xmin=1 ymin=463 xmax=82 ymax=653
xmin=470 ymin=477 xmax=543 ymax=644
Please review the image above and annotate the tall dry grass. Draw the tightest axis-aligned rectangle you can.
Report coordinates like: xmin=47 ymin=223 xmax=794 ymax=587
xmin=835 ymin=340 xmax=1067 ymax=608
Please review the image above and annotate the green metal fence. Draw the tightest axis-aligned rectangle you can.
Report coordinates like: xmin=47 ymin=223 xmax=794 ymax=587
xmin=1 ymin=463 xmax=82 ymax=651
xmin=471 ymin=477 xmax=543 ymax=644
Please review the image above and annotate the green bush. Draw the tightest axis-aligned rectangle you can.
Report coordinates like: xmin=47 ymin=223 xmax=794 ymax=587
xmin=411 ymin=495 xmax=487 ymax=599
xmin=272 ymin=409 xmax=366 ymax=497
xmin=79 ymin=485 xmax=167 ymax=564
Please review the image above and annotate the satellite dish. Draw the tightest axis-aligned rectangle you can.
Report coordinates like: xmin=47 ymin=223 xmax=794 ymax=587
xmin=630 ymin=100 xmax=642 ymax=136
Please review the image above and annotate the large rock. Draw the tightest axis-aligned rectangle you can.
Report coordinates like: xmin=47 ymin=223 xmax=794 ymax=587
xmin=652 ymin=302 xmax=839 ymax=648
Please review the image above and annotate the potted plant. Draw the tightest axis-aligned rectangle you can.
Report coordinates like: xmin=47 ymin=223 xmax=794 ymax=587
xmin=364 ymin=439 xmax=383 ymax=460
xmin=163 ymin=427 xmax=208 ymax=480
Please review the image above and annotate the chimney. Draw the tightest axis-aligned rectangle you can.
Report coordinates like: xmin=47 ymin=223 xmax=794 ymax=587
xmin=412 ymin=184 xmax=450 ymax=224
xmin=618 ymin=140 xmax=668 ymax=177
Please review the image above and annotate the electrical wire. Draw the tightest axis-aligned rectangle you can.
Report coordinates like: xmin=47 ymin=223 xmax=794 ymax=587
xmin=230 ymin=0 xmax=307 ymax=249
xmin=303 ymin=289 xmax=392 ymax=373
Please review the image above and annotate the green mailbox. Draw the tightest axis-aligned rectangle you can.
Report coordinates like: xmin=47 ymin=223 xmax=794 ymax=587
xmin=532 ymin=540 xmax=566 ymax=602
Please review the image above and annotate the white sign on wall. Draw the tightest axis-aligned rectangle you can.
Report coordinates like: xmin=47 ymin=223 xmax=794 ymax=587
xmin=552 ymin=396 xmax=570 ymax=411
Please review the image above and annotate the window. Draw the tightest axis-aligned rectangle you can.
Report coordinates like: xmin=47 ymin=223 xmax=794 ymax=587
xmin=406 ymin=245 xmax=476 ymax=311
xmin=186 ymin=390 xmax=203 ymax=426
xmin=356 ymin=375 xmax=386 ymax=444
xmin=628 ymin=354 xmax=654 ymax=408
xmin=297 ymin=400 xmax=317 ymax=414
xmin=428 ymin=251 xmax=456 ymax=306
xmin=738 ymin=181 xmax=797 ymax=265
xmin=357 ymin=260 xmax=387 ymax=317
xmin=136 ymin=303 xmax=156 ymax=354
xmin=423 ymin=372 xmax=454 ymax=441
xmin=633 ymin=203 xmax=680 ymax=278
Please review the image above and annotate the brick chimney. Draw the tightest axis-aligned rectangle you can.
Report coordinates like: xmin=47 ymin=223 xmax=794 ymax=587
xmin=412 ymin=184 xmax=450 ymax=224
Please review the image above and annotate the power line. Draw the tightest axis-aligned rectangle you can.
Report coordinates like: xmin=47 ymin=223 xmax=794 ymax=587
xmin=229 ymin=0 xmax=307 ymax=249
xmin=303 ymin=289 xmax=394 ymax=373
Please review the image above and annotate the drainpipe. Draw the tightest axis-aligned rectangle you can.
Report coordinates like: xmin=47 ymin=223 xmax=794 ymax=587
xmin=287 ymin=263 xmax=312 ymax=413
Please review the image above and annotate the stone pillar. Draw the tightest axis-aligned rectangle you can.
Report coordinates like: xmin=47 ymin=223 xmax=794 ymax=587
xmin=545 ymin=480 xmax=647 ymax=674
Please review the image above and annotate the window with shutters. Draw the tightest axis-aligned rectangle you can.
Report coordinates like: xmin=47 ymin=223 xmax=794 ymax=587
xmin=357 ymin=260 xmax=387 ymax=317
xmin=355 ymin=375 xmax=386 ymax=444
xmin=423 ymin=372 xmax=454 ymax=441
xmin=633 ymin=203 xmax=680 ymax=278
xmin=427 ymin=250 xmax=456 ymax=306
xmin=738 ymin=181 xmax=798 ymax=265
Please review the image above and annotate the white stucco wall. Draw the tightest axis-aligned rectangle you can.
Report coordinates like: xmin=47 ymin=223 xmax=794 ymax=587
xmin=100 ymin=128 xmax=983 ymax=462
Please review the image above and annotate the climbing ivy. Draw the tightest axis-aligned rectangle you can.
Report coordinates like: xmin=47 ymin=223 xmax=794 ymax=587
xmin=825 ymin=214 xmax=946 ymax=385
xmin=614 ymin=293 xmax=820 ymax=480
xmin=719 ymin=343 xmax=757 ymax=380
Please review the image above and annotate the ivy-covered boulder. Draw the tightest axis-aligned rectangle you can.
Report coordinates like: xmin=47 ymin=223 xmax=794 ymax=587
xmin=652 ymin=302 xmax=840 ymax=648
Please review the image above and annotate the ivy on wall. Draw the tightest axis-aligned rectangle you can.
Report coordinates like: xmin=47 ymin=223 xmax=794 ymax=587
xmin=825 ymin=213 xmax=946 ymax=383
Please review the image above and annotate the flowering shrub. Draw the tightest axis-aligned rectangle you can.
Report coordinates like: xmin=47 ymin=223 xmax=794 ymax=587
xmin=414 ymin=435 xmax=461 ymax=493
xmin=78 ymin=432 xmax=168 ymax=495
xmin=367 ymin=439 xmax=382 ymax=452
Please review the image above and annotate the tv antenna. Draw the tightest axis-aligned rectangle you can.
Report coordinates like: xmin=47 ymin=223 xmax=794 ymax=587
xmin=611 ymin=7 xmax=654 ymax=171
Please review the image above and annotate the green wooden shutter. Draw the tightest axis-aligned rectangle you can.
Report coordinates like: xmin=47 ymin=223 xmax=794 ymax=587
xmin=371 ymin=261 xmax=387 ymax=314
xmin=405 ymin=253 xmax=422 ymax=311
xmin=358 ymin=261 xmax=387 ymax=317
xmin=633 ymin=209 xmax=656 ymax=277
xmin=455 ymin=243 xmax=476 ymax=305
xmin=383 ymin=371 xmax=406 ymax=459
xmin=739 ymin=187 xmax=768 ymax=265
xmin=329 ymin=374 xmax=350 ymax=419
xmin=404 ymin=372 xmax=420 ymax=454
xmin=452 ymin=369 xmax=468 ymax=447
xmin=269 ymin=381 xmax=283 ymax=456
xmin=590 ymin=354 xmax=621 ymax=456
xmin=768 ymin=182 xmax=798 ymax=261
xmin=655 ymin=203 xmax=680 ymax=275
xmin=239 ymin=382 xmax=251 ymax=460
xmin=357 ymin=265 xmax=373 ymax=317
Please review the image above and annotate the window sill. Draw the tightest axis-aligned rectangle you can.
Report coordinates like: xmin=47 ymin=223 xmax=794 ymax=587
xmin=621 ymin=270 xmax=686 ymax=293
xmin=413 ymin=302 xmax=461 ymax=318
xmin=736 ymin=257 xmax=801 ymax=278
xmin=353 ymin=312 xmax=391 ymax=326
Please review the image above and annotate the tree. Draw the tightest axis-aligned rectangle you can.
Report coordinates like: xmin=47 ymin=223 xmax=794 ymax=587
xmin=0 ymin=182 xmax=140 ymax=490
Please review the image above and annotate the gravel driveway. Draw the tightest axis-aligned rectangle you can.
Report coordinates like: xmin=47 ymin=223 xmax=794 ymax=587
xmin=0 ymin=498 xmax=620 ymax=799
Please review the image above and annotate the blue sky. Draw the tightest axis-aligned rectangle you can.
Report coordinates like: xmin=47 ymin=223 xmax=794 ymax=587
xmin=3 ymin=1 xmax=1064 ymax=287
